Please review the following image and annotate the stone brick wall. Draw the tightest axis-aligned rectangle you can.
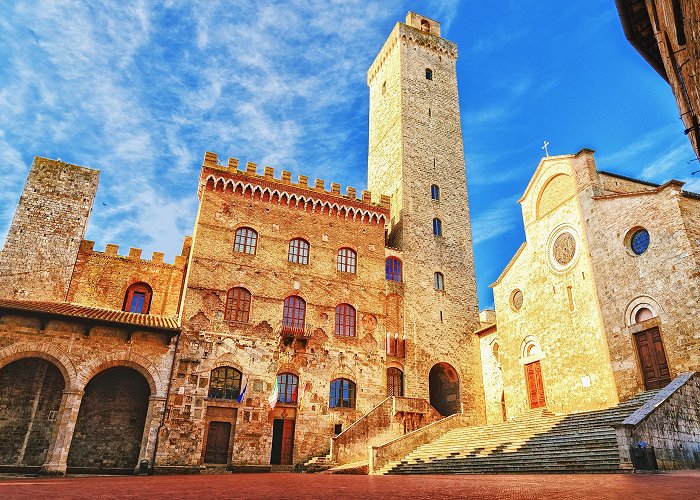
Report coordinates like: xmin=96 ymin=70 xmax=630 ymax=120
xmin=66 ymin=238 xmax=189 ymax=317
xmin=477 ymin=327 xmax=505 ymax=425
xmin=583 ymin=164 xmax=700 ymax=400
xmin=367 ymin=13 xmax=484 ymax=424
xmin=0 ymin=157 xmax=99 ymax=302
xmin=490 ymin=153 xmax=619 ymax=417
xmin=0 ymin=312 xmax=176 ymax=474
xmin=156 ymin=157 xmax=393 ymax=467
xmin=0 ymin=358 xmax=64 ymax=467
xmin=615 ymin=372 xmax=700 ymax=469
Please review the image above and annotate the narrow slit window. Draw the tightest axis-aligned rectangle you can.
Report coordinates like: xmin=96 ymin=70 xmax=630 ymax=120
xmin=434 ymin=272 xmax=444 ymax=291
xmin=425 ymin=68 xmax=433 ymax=80
xmin=431 ymin=184 xmax=440 ymax=201
xmin=433 ymin=218 xmax=442 ymax=236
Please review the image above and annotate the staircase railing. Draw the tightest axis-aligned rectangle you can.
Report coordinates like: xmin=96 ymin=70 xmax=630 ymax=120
xmin=369 ymin=412 xmax=472 ymax=474
xmin=613 ymin=371 xmax=700 ymax=470
xmin=330 ymin=396 xmax=441 ymax=465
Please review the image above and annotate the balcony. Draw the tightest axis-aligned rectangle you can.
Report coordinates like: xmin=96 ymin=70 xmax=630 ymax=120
xmin=279 ymin=322 xmax=314 ymax=341
xmin=386 ymin=333 xmax=406 ymax=358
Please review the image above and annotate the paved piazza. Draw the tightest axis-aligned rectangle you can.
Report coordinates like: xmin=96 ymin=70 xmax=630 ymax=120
xmin=1 ymin=472 xmax=699 ymax=499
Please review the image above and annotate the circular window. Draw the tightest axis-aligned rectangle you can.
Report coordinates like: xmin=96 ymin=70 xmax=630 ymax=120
xmin=630 ymin=228 xmax=650 ymax=255
xmin=553 ymin=232 xmax=576 ymax=266
xmin=510 ymin=289 xmax=524 ymax=311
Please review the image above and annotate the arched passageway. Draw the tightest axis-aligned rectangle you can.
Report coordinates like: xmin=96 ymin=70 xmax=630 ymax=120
xmin=429 ymin=362 xmax=460 ymax=416
xmin=0 ymin=358 xmax=65 ymax=467
xmin=67 ymin=367 xmax=150 ymax=472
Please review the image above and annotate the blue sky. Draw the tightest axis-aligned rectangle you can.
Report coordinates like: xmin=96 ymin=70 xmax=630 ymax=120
xmin=0 ymin=1 xmax=696 ymax=309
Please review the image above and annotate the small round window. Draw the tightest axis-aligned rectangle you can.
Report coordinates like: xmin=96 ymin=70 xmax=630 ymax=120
xmin=630 ymin=228 xmax=650 ymax=255
xmin=511 ymin=289 xmax=523 ymax=311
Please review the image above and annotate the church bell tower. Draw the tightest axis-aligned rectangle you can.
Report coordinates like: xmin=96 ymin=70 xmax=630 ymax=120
xmin=367 ymin=12 xmax=484 ymax=419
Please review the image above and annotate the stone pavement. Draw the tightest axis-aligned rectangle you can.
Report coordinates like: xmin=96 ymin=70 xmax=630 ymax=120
xmin=1 ymin=472 xmax=699 ymax=499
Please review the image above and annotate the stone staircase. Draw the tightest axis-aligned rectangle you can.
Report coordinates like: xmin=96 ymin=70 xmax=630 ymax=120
xmin=377 ymin=391 xmax=658 ymax=474
xmin=299 ymin=454 xmax=337 ymax=473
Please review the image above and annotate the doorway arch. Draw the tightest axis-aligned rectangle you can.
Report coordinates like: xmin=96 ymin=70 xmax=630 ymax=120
xmin=67 ymin=366 xmax=150 ymax=472
xmin=429 ymin=362 xmax=460 ymax=416
xmin=0 ymin=358 xmax=65 ymax=467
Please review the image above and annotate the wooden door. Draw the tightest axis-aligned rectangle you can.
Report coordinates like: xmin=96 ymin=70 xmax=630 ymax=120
xmin=204 ymin=421 xmax=231 ymax=464
xmin=525 ymin=361 xmax=546 ymax=408
xmin=271 ymin=419 xmax=295 ymax=465
xmin=280 ymin=419 xmax=295 ymax=465
xmin=635 ymin=327 xmax=672 ymax=390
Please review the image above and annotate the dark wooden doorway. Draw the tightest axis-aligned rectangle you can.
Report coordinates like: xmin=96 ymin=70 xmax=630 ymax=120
xmin=270 ymin=419 xmax=295 ymax=465
xmin=204 ymin=421 xmax=231 ymax=464
xmin=634 ymin=327 xmax=672 ymax=390
xmin=525 ymin=361 xmax=546 ymax=409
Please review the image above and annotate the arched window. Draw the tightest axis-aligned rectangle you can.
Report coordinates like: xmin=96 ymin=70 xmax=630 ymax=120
xmin=335 ymin=304 xmax=356 ymax=337
xmin=425 ymin=68 xmax=433 ymax=80
xmin=385 ymin=257 xmax=402 ymax=282
xmin=288 ymin=238 xmax=309 ymax=265
xmin=283 ymin=296 xmax=306 ymax=328
xmin=433 ymin=218 xmax=442 ymax=236
xmin=329 ymin=378 xmax=356 ymax=408
xmin=635 ymin=307 xmax=655 ymax=323
xmin=337 ymin=248 xmax=357 ymax=273
xmin=208 ymin=366 xmax=242 ymax=400
xmin=234 ymin=227 xmax=258 ymax=254
xmin=420 ymin=19 xmax=430 ymax=32
xmin=387 ymin=367 xmax=403 ymax=397
xmin=277 ymin=373 xmax=299 ymax=404
xmin=123 ymin=282 xmax=152 ymax=314
xmin=431 ymin=184 xmax=440 ymax=201
xmin=434 ymin=272 xmax=444 ymax=291
xmin=224 ymin=287 xmax=251 ymax=322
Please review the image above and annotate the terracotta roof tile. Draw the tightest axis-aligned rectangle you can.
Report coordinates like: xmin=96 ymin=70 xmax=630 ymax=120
xmin=0 ymin=298 xmax=180 ymax=331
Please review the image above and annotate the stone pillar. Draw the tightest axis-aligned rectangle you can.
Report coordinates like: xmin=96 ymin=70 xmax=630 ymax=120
xmin=135 ymin=396 xmax=166 ymax=473
xmin=40 ymin=389 xmax=83 ymax=475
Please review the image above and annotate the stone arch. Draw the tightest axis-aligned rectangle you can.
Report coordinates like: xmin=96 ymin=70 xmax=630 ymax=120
xmin=76 ymin=351 xmax=163 ymax=397
xmin=520 ymin=335 xmax=543 ymax=361
xmin=536 ymin=173 xmax=575 ymax=219
xmin=211 ymin=352 xmax=244 ymax=372
xmin=67 ymin=366 xmax=151 ymax=472
xmin=0 ymin=341 xmax=78 ymax=390
xmin=624 ymin=295 xmax=664 ymax=327
xmin=428 ymin=362 xmax=460 ymax=416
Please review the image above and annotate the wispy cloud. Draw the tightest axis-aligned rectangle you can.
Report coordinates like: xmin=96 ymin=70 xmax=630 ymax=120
xmin=472 ymin=197 xmax=520 ymax=245
xmin=641 ymin=144 xmax=693 ymax=180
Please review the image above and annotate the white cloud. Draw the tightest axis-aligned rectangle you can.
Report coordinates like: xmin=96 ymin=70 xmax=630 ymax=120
xmin=472 ymin=198 xmax=520 ymax=246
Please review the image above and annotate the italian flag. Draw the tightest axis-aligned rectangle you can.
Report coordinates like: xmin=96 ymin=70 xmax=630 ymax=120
xmin=268 ymin=377 xmax=279 ymax=408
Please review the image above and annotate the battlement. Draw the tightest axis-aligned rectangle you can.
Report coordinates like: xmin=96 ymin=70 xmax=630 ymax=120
xmin=200 ymin=151 xmax=390 ymax=213
xmin=79 ymin=236 xmax=191 ymax=268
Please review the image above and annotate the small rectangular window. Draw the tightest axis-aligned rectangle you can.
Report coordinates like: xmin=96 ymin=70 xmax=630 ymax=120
xmin=425 ymin=68 xmax=433 ymax=80
xmin=431 ymin=184 xmax=440 ymax=201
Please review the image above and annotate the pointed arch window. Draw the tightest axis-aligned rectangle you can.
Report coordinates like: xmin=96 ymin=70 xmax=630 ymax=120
xmin=433 ymin=218 xmax=442 ymax=236
xmin=224 ymin=287 xmax=251 ymax=322
xmin=288 ymin=238 xmax=309 ymax=265
xmin=385 ymin=257 xmax=402 ymax=282
xmin=277 ymin=373 xmax=299 ymax=404
xmin=283 ymin=296 xmax=306 ymax=329
xmin=123 ymin=282 xmax=152 ymax=314
xmin=208 ymin=366 xmax=242 ymax=400
xmin=234 ymin=227 xmax=258 ymax=254
xmin=434 ymin=272 xmax=444 ymax=291
xmin=335 ymin=304 xmax=356 ymax=337
xmin=330 ymin=378 xmax=356 ymax=408
xmin=337 ymin=248 xmax=357 ymax=273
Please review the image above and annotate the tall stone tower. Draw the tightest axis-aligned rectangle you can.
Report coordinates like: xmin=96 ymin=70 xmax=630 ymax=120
xmin=367 ymin=13 xmax=484 ymax=419
xmin=0 ymin=156 xmax=99 ymax=301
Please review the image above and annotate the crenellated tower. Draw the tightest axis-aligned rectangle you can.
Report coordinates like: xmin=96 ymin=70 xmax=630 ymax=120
xmin=368 ymin=13 xmax=484 ymax=419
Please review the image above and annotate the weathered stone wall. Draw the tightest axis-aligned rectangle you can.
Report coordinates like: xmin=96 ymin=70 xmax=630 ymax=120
xmin=66 ymin=239 xmax=189 ymax=317
xmin=491 ymin=153 xmax=619 ymax=417
xmin=0 ymin=157 xmax=99 ymax=302
xmin=477 ymin=327 xmax=504 ymax=425
xmin=156 ymin=158 xmax=393 ymax=468
xmin=0 ymin=312 xmax=175 ymax=474
xmin=582 ymin=166 xmax=700 ymax=401
xmin=367 ymin=14 xmax=484 ymax=424
xmin=616 ymin=372 xmax=700 ymax=469
xmin=0 ymin=358 xmax=64 ymax=467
